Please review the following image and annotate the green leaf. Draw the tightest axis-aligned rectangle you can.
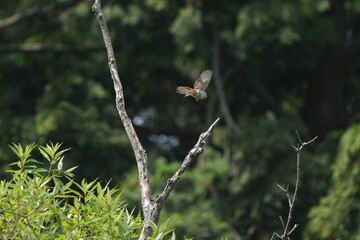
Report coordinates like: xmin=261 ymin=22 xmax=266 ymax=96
xmin=28 ymin=159 xmax=44 ymax=165
xmin=26 ymin=168 xmax=48 ymax=174
xmin=65 ymin=166 xmax=79 ymax=173
xmin=38 ymin=147 xmax=51 ymax=162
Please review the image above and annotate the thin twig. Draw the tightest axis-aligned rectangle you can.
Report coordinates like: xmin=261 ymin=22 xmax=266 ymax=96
xmin=0 ymin=210 xmax=27 ymax=218
xmin=272 ymin=133 xmax=317 ymax=240
xmin=295 ymin=131 xmax=303 ymax=145
xmin=271 ymin=232 xmax=281 ymax=240
xmin=0 ymin=0 xmax=84 ymax=29
xmin=0 ymin=44 xmax=105 ymax=54
xmin=287 ymin=224 xmax=299 ymax=235
xmin=279 ymin=216 xmax=285 ymax=228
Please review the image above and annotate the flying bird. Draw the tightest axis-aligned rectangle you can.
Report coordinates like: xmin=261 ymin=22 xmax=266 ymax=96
xmin=176 ymin=69 xmax=212 ymax=101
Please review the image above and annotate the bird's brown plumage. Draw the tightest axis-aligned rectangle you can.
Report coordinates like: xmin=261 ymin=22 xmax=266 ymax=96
xmin=194 ymin=70 xmax=212 ymax=91
xmin=176 ymin=70 xmax=212 ymax=101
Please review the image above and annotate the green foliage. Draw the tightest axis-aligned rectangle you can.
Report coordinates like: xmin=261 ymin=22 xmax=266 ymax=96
xmin=123 ymin=116 xmax=322 ymax=239
xmin=124 ymin=151 xmax=230 ymax=239
xmin=0 ymin=143 xmax=174 ymax=240
xmin=1 ymin=0 xmax=360 ymax=239
xmin=170 ymin=6 xmax=203 ymax=53
xmin=304 ymin=123 xmax=360 ymax=240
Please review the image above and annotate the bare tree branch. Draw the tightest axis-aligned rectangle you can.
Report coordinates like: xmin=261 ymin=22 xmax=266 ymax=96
xmin=0 ymin=44 xmax=105 ymax=54
xmin=137 ymin=118 xmax=220 ymax=239
xmin=92 ymin=1 xmax=220 ymax=239
xmin=138 ymin=117 xmax=220 ymax=239
xmin=156 ymin=117 xmax=220 ymax=207
xmin=91 ymin=0 xmax=153 ymax=233
xmin=0 ymin=0 xmax=85 ymax=29
xmin=271 ymin=133 xmax=318 ymax=240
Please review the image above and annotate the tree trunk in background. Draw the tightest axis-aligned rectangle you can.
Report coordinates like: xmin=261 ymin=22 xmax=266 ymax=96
xmin=304 ymin=0 xmax=347 ymax=138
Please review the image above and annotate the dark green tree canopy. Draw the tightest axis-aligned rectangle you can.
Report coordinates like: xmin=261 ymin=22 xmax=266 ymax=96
xmin=1 ymin=0 xmax=360 ymax=239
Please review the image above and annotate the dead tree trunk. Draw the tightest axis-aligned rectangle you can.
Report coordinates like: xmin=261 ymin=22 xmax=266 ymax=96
xmin=92 ymin=1 xmax=220 ymax=238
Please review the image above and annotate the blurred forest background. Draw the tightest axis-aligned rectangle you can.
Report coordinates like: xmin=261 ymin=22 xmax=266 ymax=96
xmin=1 ymin=0 xmax=360 ymax=239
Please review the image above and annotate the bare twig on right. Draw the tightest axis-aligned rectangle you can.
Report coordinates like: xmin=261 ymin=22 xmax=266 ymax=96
xmin=271 ymin=131 xmax=318 ymax=240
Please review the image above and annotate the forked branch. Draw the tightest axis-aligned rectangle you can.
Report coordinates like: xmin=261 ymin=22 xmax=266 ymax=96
xmin=271 ymin=132 xmax=317 ymax=240
xmin=92 ymin=1 xmax=220 ymax=239
xmin=92 ymin=0 xmax=153 ymax=233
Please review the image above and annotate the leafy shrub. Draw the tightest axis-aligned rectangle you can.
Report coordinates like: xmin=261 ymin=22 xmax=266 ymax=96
xmin=0 ymin=142 xmax=174 ymax=239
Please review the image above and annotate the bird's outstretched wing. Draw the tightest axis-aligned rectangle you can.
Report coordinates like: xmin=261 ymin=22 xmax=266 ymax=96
xmin=194 ymin=70 xmax=212 ymax=91
xmin=176 ymin=86 xmax=192 ymax=95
